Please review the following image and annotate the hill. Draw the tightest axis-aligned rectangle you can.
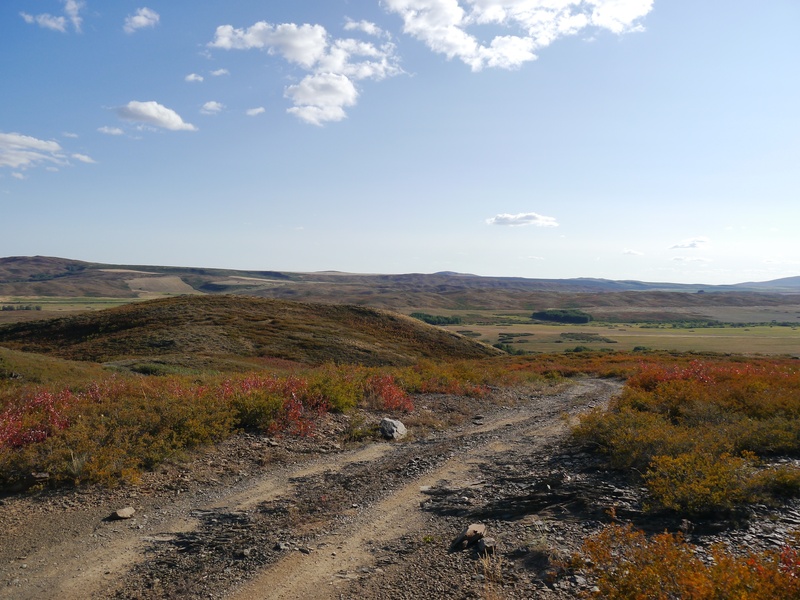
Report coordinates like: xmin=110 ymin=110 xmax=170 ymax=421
xmin=0 ymin=256 xmax=800 ymax=309
xmin=1 ymin=256 xmax=798 ymax=320
xmin=0 ymin=295 xmax=501 ymax=370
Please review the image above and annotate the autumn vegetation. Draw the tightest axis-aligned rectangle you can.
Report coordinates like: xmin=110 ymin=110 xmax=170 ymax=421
xmin=581 ymin=523 xmax=800 ymax=599
xmin=1 ymin=285 xmax=799 ymax=596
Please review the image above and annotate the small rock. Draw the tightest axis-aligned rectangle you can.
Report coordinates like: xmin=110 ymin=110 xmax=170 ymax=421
xmin=450 ymin=523 xmax=486 ymax=551
xmin=478 ymin=537 xmax=497 ymax=555
xmin=111 ymin=507 xmax=135 ymax=520
xmin=570 ymin=575 xmax=588 ymax=586
xmin=379 ymin=418 xmax=407 ymax=440
xmin=274 ymin=541 xmax=291 ymax=552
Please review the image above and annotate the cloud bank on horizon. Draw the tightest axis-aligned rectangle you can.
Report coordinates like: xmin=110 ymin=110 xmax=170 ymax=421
xmin=487 ymin=212 xmax=559 ymax=227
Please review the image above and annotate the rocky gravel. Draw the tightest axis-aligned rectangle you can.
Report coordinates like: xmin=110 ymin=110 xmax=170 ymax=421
xmin=2 ymin=377 xmax=799 ymax=599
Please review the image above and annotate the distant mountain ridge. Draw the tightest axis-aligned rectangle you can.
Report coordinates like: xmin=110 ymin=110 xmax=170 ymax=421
xmin=0 ymin=256 xmax=798 ymax=308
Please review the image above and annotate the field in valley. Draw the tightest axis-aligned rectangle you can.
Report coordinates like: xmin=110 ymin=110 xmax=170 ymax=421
xmin=445 ymin=320 xmax=800 ymax=356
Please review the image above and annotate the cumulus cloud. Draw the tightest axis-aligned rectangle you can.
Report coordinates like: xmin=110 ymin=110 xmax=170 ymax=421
xmin=201 ymin=101 xmax=225 ymax=115
xmin=117 ymin=101 xmax=197 ymax=131
xmin=211 ymin=68 xmax=230 ymax=76
xmin=286 ymin=73 xmax=358 ymax=125
xmin=384 ymin=0 xmax=653 ymax=71
xmin=670 ymin=236 xmax=710 ymax=250
xmin=0 ymin=132 xmax=65 ymax=169
xmin=623 ymin=249 xmax=644 ymax=256
xmin=20 ymin=0 xmax=83 ymax=33
xmin=486 ymin=212 xmax=558 ymax=227
xmin=185 ymin=73 xmax=204 ymax=83
xmin=246 ymin=107 xmax=266 ymax=116
xmin=209 ymin=20 xmax=402 ymax=125
xmin=124 ymin=7 xmax=160 ymax=34
xmin=98 ymin=126 xmax=124 ymax=135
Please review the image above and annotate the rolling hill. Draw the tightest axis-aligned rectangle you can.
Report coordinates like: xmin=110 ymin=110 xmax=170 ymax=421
xmin=2 ymin=255 xmax=800 ymax=299
xmin=1 ymin=255 xmax=798 ymax=319
xmin=0 ymin=295 xmax=501 ymax=370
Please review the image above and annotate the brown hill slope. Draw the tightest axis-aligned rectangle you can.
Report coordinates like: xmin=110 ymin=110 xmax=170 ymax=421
xmin=0 ymin=295 xmax=501 ymax=368
xmin=1 ymin=256 xmax=797 ymax=317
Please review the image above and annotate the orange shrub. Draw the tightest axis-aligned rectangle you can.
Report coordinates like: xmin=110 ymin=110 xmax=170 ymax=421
xmin=574 ymin=357 xmax=800 ymax=515
xmin=581 ymin=524 xmax=800 ymax=600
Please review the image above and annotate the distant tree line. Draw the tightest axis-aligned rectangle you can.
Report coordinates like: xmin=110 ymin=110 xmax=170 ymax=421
xmin=410 ymin=312 xmax=462 ymax=325
xmin=1 ymin=304 xmax=42 ymax=311
xmin=531 ymin=308 xmax=593 ymax=324
xmin=493 ymin=342 xmax=527 ymax=355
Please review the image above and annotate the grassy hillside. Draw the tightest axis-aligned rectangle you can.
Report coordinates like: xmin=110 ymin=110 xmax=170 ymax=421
xmin=0 ymin=347 xmax=107 ymax=385
xmin=0 ymin=295 xmax=501 ymax=369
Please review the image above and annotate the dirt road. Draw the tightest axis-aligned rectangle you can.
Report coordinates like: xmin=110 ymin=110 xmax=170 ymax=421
xmin=0 ymin=378 xmax=624 ymax=599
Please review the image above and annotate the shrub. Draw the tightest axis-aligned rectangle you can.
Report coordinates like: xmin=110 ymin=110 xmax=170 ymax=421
xmin=409 ymin=312 xmax=462 ymax=325
xmin=364 ymin=373 xmax=414 ymax=412
xmin=574 ymin=358 xmax=800 ymax=516
xmin=531 ymin=308 xmax=592 ymax=324
xmin=306 ymin=363 xmax=363 ymax=412
xmin=644 ymin=451 xmax=754 ymax=515
xmin=581 ymin=523 xmax=800 ymax=600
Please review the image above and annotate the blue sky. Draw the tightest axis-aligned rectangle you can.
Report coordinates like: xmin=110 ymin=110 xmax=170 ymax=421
xmin=1 ymin=1 xmax=798 ymax=285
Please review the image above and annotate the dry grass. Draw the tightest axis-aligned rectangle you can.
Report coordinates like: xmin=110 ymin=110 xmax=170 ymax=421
xmin=0 ymin=295 xmax=501 ymax=369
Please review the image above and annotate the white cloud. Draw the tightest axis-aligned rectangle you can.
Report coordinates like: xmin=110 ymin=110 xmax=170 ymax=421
xmin=344 ymin=19 xmax=387 ymax=38
xmin=486 ymin=212 xmax=558 ymax=227
xmin=384 ymin=0 xmax=653 ymax=71
xmin=117 ymin=101 xmax=197 ymax=131
xmin=98 ymin=126 xmax=124 ymax=135
xmin=286 ymin=74 xmax=358 ymax=125
xmin=63 ymin=0 xmax=83 ymax=32
xmin=246 ymin=107 xmax=266 ymax=116
xmin=12 ymin=172 xmax=26 ymax=180
xmin=209 ymin=20 xmax=402 ymax=125
xmin=71 ymin=153 xmax=96 ymax=164
xmin=623 ymin=249 xmax=644 ymax=256
xmin=201 ymin=101 xmax=225 ymax=115
xmin=211 ymin=68 xmax=230 ymax=76
xmin=670 ymin=236 xmax=710 ymax=250
xmin=124 ymin=7 xmax=160 ymax=34
xmin=210 ymin=22 xmax=328 ymax=67
xmin=21 ymin=0 xmax=83 ymax=33
xmin=21 ymin=12 xmax=66 ymax=32
xmin=0 ymin=132 xmax=65 ymax=170
xmin=185 ymin=73 xmax=204 ymax=83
